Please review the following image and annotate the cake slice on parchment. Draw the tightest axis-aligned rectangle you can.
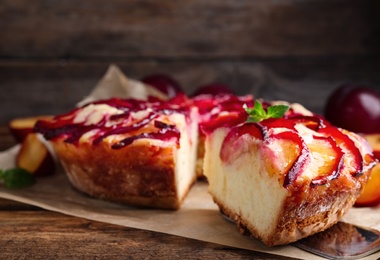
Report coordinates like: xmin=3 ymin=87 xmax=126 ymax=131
xmin=35 ymin=95 xmax=198 ymax=210
xmin=202 ymin=100 xmax=376 ymax=246
xmin=33 ymin=86 xmax=377 ymax=247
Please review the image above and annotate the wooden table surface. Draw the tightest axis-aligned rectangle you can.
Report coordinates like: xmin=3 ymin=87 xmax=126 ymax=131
xmin=0 ymin=126 xmax=300 ymax=260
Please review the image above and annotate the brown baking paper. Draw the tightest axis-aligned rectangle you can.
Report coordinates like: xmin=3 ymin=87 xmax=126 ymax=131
xmin=1 ymin=65 xmax=380 ymax=260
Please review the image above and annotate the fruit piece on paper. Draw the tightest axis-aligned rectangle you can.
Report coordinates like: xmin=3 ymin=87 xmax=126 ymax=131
xmin=8 ymin=115 xmax=53 ymax=143
xmin=16 ymin=133 xmax=55 ymax=177
xmin=355 ymin=133 xmax=380 ymax=207
xmin=355 ymin=164 xmax=380 ymax=207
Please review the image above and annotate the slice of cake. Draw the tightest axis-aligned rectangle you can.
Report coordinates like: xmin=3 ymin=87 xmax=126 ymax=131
xmin=35 ymin=95 xmax=198 ymax=210
xmin=203 ymin=101 xmax=376 ymax=246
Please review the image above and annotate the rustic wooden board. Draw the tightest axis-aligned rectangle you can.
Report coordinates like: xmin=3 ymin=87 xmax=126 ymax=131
xmin=0 ymin=126 xmax=16 ymax=150
xmin=0 ymin=201 xmax=297 ymax=259
xmin=1 ymin=0 xmax=379 ymax=124
xmin=1 ymin=0 xmax=379 ymax=58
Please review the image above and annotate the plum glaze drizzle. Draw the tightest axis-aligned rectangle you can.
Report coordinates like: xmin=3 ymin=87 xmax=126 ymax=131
xmin=35 ymin=95 xmax=191 ymax=149
xmin=194 ymin=94 xmax=254 ymax=134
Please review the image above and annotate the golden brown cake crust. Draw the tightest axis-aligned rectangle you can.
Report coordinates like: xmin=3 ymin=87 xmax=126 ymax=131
xmin=212 ymin=171 xmax=369 ymax=247
xmin=53 ymin=140 xmax=190 ymax=210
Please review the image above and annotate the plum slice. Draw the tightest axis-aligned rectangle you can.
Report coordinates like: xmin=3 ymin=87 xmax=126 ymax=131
xmin=201 ymin=111 xmax=248 ymax=135
xmin=16 ymin=133 xmax=56 ymax=177
xmin=220 ymin=123 xmax=266 ymax=164
xmin=355 ymin=163 xmax=380 ymax=207
xmin=8 ymin=115 xmax=53 ymax=143
xmin=220 ymin=122 xmax=311 ymax=188
xmin=272 ymin=131 xmax=310 ymax=188
xmin=309 ymin=136 xmax=345 ymax=187
xmin=195 ymin=94 xmax=253 ymax=135
xmin=318 ymin=126 xmax=364 ymax=176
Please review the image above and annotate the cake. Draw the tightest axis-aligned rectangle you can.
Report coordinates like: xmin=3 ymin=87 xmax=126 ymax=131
xmin=35 ymin=95 xmax=199 ymax=210
xmin=202 ymin=101 xmax=376 ymax=246
xmin=34 ymin=89 xmax=377 ymax=245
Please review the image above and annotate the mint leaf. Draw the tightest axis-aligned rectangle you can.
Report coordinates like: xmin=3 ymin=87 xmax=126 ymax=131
xmin=0 ymin=168 xmax=35 ymax=189
xmin=267 ymin=104 xmax=290 ymax=119
xmin=244 ymin=100 xmax=290 ymax=122
xmin=244 ymin=101 xmax=265 ymax=122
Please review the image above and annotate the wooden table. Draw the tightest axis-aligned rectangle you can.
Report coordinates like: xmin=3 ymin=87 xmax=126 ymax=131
xmin=1 ymin=1 xmax=378 ymax=258
xmin=0 ymin=126 xmax=299 ymax=259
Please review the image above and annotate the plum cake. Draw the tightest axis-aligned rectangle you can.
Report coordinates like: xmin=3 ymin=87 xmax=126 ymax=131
xmin=203 ymin=101 xmax=376 ymax=246
xmin=35 ymin=95 xmax=199 ymax=210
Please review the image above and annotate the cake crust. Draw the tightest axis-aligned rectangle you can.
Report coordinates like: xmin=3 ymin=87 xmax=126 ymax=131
xmin=53 ymin=138 xmax=193 ymax=210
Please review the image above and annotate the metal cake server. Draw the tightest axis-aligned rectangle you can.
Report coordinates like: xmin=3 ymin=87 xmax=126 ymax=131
xmin=293 ymin=221 xmax=380 ymax=259
xmin=221 ymin=212 xmax=380 ymax=259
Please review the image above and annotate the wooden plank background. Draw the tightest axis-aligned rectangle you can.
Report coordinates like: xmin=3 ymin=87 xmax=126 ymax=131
xmin=1 ymin=0 xmax=380 ymax=124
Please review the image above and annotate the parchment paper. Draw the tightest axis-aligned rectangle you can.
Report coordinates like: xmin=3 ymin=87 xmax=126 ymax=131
xmin=1 ymin=65 xmax=379 ymax=260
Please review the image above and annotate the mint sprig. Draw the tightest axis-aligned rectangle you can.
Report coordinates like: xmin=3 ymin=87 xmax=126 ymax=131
xmin=0 ymin=168 xmax=35 ymax=189
xmin=244 ymin=100 xmax=290 ymax=123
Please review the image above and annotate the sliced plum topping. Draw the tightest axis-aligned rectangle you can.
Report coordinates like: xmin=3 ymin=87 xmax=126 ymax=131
xmin=35 ymin=119 xmax=105 ymax=145
xmin=92 ymin=112 xmax=159 ymax=145
xmin=318 ymin=126 xmax=363 ymax=176
xmin=112 ymin=120 xmax=180 ymax=149
xmin=194 ymin=94 xmax=254 ymax=134
xmin=310 ymin=136 xmax=344 ymax=186
xmin=260 ymin=118 xmax=296 ymax=131
xmin=35 ymin=96 xmax=192 ymax=149
xmin=220 ymin=123 xmax=266 ymax=164
xmin=287 ymin=115 xmax=327 ymax=131
xmin=200 ymin=112 xmax=248 ymax=135
xmin=273 ymin=131 xmax=310 ymax=188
